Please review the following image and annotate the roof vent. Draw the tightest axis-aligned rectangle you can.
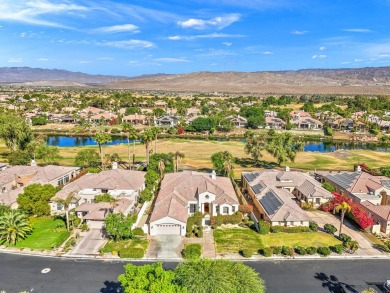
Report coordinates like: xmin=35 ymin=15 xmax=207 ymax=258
xmin=285 ymin=166 xmax=290 ymax=172
xmin=355 ymin=165 xmax=362 ymax=172
xmin=112 ymin=162 xmax=118 ymax=170
xmin=30 ymin=159 xmax=37 ymax=167
xmin=211 ymin=170 xmax=216 ymax=180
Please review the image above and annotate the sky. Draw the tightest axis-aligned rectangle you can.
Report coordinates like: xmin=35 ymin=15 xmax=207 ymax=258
xmin=1 ymin=0 xmax=390 ymax=76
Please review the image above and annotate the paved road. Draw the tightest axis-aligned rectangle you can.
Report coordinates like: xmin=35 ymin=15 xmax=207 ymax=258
xmin=1 ymin=253 xmax=390 ymax=293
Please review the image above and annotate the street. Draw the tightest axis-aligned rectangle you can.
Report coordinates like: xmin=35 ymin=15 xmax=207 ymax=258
xmin=1 ymin=253 xmax=389 ymax=293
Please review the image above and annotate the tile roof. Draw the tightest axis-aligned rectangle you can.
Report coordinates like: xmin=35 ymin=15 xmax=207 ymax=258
xmin=361 ymin=201 xmax=390 ymax=221
xmin=76 ymin=198 xmax=133 ymax=221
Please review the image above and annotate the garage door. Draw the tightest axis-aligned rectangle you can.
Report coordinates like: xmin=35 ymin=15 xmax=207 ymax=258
xmin=156 ymin=224 xmax=181 ymax=235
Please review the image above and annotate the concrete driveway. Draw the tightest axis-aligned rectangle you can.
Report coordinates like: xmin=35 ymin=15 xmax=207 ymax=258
xmin=70 ymin=229 xmax=107 ymax=256
xmin=146 ymin=235 xmax=183 ymax=259
xmin=306 ymin=211 xmax=383 ymax=256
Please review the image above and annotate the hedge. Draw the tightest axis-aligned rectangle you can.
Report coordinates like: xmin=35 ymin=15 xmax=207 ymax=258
xmin=258 ymin=221 xmax=271 ymax=235
xmin=182 ymin=244 xmax=202 ymax=260
xmin=271 ymin=226 xmax=311 ymax=233
xmin=281 ymin=246 xmax=294 ymax=256
xmin=271 ymin=246 xmax=282 ymax=254
xmin=294 ymin=246 xmax=307 ymax=255
xmin=261 ymin=247 xmax=273 ymax=257
xmin=309 ymin=221 xmax=318 ymax=232
xmin=331 ymin=244 xmax=344 ymax=254
xmin=132 ymin=228 xmax=145 ymax=236
xmin=210 ymin=212 xmax=243 ymax=227
xmin=240 ymin=249 xmax=254 ymax=258
xmin=119 ymin=248 xmax=144 ymax=259
xmin=324 ymin=223 xmax=337 ymax=235
xmin=317 ymin=246 xmax=331 ymax=256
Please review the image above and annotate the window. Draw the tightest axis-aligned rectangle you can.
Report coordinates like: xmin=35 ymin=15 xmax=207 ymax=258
xmin=189 ymin=204 xmax=196 ymax=213
xmin=57 ymin=203 xmax=62 ymax=210
xmin=232 ymin=206 xmax=236 ymax=213
xmin=223 ymin=207 xmax=229 ymax=214
xmin=316 ymin=198 xmax=321 ymax=205
xmin=205 ymin=195 xmax=209 ymax=199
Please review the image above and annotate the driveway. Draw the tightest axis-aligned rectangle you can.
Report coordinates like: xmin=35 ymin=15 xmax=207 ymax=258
xmin=70 ymin=229 xmax=107 ymax=256
xmin=146 ymin=235 xmax=183 ymax=259
xmin=306 ymin=211 xmax=383 ymax=256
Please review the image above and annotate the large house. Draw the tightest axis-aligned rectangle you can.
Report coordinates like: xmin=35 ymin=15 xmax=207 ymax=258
xmin=154 ymin=115 xmax=180 ymax=127
xmin=265 ymin=116 xmax=286 ymax=129
xmin=0 ymin=164 xmax=80 ymax=208
xmin=149 ymin=171 xmax=239 ymax=236
xmin=122 ymin=114 xmax=147 ymax=125
xmin=242 ymin=169 xmax=333 ymax=227
xmin=227 ymin=115 xmax=248 ymax=128
xmin=290 ymin=110 xmax=323 ymax=130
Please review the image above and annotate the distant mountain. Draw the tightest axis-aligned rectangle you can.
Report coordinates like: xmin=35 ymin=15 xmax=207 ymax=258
xmin=0 ymin=67 xmax=129 ymax=84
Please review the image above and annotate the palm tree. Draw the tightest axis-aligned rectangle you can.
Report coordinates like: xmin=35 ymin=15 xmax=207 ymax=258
xmin=334 ymin=201 xmax=352 ymax=236
xmin=93 ymin=132 xmax=112 ymax=170
xmin=141 ymin=129 xmax=154 ymax=165
xmin=151 ymin=127 xmax=160 ymax=154
xmin=128 ymin=128 xmax=139 ymax=169
xmin=122 ymin=122 xmax=133 ymax=170
xmin=266 ymin=132 xmax=304 ymax=166
xmin=158 ymin=159 xmax=165 ymax=179
xmin=174 ymin=151 xmax=185 ymax=172
xmin=55 ymin=192 xmax=77 ymax=231
xmin=0 ymin=210 xmax=32 ymax=245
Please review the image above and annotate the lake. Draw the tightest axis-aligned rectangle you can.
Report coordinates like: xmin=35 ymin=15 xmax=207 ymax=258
xmin=45 ymin=135 xmax=390 ymax=153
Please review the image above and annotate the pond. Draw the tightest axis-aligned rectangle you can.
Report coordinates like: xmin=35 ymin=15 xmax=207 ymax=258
xmin=45 ymin=135 xmax=390 ymax=152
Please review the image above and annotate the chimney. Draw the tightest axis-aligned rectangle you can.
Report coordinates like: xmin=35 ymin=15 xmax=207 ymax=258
xmin=285 ymin=166 xmax=290 ymax=172
xmin=211 ymin=170 xmax=216 ymax=180
xmin=355 ymin=165 xmax=362 ymax=172
xmin=30 ymin=159 xmax=37 ymax=167
xmin=112 ymin=162 xmax=118 ymax=170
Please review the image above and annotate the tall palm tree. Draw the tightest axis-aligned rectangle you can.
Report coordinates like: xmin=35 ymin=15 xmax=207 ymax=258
xmin=93 ymin=132 xmax=112 ymax=170
xmin=174 ymin=151 xmax=185 ymax=172
xmin=55 ymin=192 xmax=77 ymax=231
xmin=151 ymin=127 xmax=160 ymax=154
xmin=141 ymin=129 xmax=154 ymax=165
xmin=122 ymin=122 xmax=133 ymax=170
xmin=128 ymin=128 xmax=139 ymax=170
xmin=158 ymin=159 xmax=165 ymax=179
xmin=334 ymin=201 xmax=352 ymax=236
xmin=0 ymin=210 xmax=32 ymax=245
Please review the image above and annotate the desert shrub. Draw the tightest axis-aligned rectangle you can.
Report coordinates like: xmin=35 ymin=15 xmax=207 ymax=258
xmin=339 ymin=233 xmax=351 ymax=244
xmin=261 ymin=247 xmax=273 ymax=257
xmin=331 ymin=244 xmax=344 ymax=254
xmin=182 ymin=244 xmax=202 ymax=260
xmin=132 ymin=228 xmax=145 ymax=237
xmin=309 ymin=221 xmax=318 ymax=232
xmin=271 ymin=226 xmax=311 ymax=233
xmin=317 ymin=246 xmax=331 ymax=257
xmin=240 ymin=249 xmax=254 ymax=258
xmin=294 ymin=246 xmax=307 ymax=255
xmin=281 ymin=246 xmax=293 ymax=256
xmin=272 ymin=246 xmax=282 ymax=254
xmin=258 ymin=221 xmax=271 ymax=235
xmin=306 ymin=247 xmax=317 ymax=255
xmin=301 ymin=202 xmax=314 ymax=211
xmin=324 ymin=223 xmax=337 ymax=235
xmin=119 ymin=248 xmax=144 ymax=259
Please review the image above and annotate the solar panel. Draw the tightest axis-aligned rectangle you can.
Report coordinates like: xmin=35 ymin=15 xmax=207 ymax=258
xmin=327 ymin=172 xmax=359 ymax=190
xmin=243 ymin=172 xmax=259 ymax=183
xmin=251 ymin=183 xmax=265 ymax=194
xmin=381 ymin=180 xmax=390 ymax=188
xmin=260 ymin=190 xmax=282 ymax=216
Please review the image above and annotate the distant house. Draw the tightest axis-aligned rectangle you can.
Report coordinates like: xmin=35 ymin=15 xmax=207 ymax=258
xmin=154 ymin=115 xmax=180 ymax=127
xmin=264 ymin=110 xmax=278 ymax=118
xmin=265 ymin=116 xmax=285 ymax=129
xmin=154 ymin=100 xmax=167 ymax=108
xmin=227 ymin=115 xmax=248 ymax=128
xmin=149 ymin=171 xmax=239 ymax=236
xmin=79 ymin=106 xmax=105 ymax=115
xmin=122 ymin=114 xmax=147 ymax=125
xmin=290 ymin=110 xmax=323 ymax=130
xmin=186 ymin=107 xmax=201 ymax=116
xmin=89 ymin=112 xmax=117 ymax=124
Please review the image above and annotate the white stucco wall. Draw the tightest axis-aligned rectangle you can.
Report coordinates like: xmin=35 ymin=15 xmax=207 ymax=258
xmin=149 ymin=216 xmax=186 ymax=236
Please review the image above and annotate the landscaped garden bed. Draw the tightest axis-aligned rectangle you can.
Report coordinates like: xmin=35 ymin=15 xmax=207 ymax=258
xmin=101 ymin=239 xmax=149 ymax=258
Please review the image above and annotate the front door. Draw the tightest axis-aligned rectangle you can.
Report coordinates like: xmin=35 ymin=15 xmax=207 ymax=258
xmin=204 ymin=203 xmax=209 ymax=214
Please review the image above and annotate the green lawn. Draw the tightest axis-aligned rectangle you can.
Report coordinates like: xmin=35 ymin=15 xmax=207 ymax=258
xmin=102 ymin=239 xmax=149 ymax=254
xmin=3 ymin=217 xmax=70 ymax=250
xmin=214 ymin=227 xmax=341 ymax=253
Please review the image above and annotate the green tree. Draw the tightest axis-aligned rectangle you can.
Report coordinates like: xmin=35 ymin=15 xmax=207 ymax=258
xmin=141 ymin=129 xmax=155 ymax=165
xmin=35 ymin=144 xmax=62 ymax=165
xmin=74 ymin=149 xmax=100 ymax=167
xmin=7 ymin=150 xmax=32 ymax=165
xmin=335 ymin=201 xmax=352 ymax=236
xmin=211 ymin=151 xmax=234 ymax=177
xmin=54 ymin=192 xmax=77 ymax=231
xmin=174 ymin=151 xmax=185 ymax=172
xmin=0 ymin=113 xmax=33 ymax=152
xmin=0 ymin=210 xmax=32 ymax=245
xmin=0 ymin=204 xmax=12 ymax=216
xmin=148 ymin=153 xmax=175 ymax=174
xmin=266 ymin=132 xmax=303 ymax=165
xmin=218 ymin=118 xmax=235 ymax=132
xmin=244 ymin=131 xmax=266 ymax=166
xmin=118 ymin=263 xmax=186 ymax=293
xmin=93 ymin=132 xmax=112 ymax=170
xmin=94 ymin=193 xmax=114 ymax=203
xmin=17 ymin=184 xmax=57 ymax=216
xmin=174 ymin=259 xmax=265 ymax=293
xmin=122 ymin=122 xmax=134 ymax=170
xmin=105 ymin=213 xmax=134 ymax=241
xmin=188 ymin=117 xmax=217 ymax=132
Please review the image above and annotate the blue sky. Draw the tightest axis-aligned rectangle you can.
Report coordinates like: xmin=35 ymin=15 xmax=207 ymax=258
xmin=1 ymin=0 xmax=390 ymax=76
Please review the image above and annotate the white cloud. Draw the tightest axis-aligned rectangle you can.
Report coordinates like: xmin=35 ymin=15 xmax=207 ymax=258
xmin=79 ymin=60 xmax=92 ymax=64
xmin=93 ymin=24 xmax=140 ymax=34
xmin=291 ymin=30 xmax=308 ymax=35
xmin=36 ymin=58 xmax=48 ymax=61
xmin=222 ymin=42 xmax=232 ymax=46
xmin=177 ymin=14 xmax=241 ymax=30
xmin=341 ymin=61 xmax=351 ymax=65
xmin=99 ymin=39 xmax=155 ymax=49
xmin=312 ymin=54 xmax=327 ymax=59
xmin=319 ymin=46 xmax=326 ymax=51
xmin=19 ymin=32 xmax=26 ymax=38
xmin=343 ymin=28 xmax=371 ymax=33
xmin=168 ymin=33 xmax=245 ymax=40
xmin=129 ymin=60 xmax=138 ymax=64
xmin=154 ymin=57 xmax=190 ymax=63
xmin=8 ymin=57 xmax=22 ymax=63
xmin=96 ymin=57 xmax=114 ymax=60
xmin=354 ymin=58 xmax=362 ymax=62
xmin=259 ymin=51 xmax=273 ymax=55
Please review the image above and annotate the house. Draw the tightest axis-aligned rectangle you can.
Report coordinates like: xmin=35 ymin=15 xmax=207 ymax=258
xmin=186 ymin=107 xmax=201 ymax=116
xmin=149 ymin=171 xmax=239 ymax=236
xmin=265 ymin=116 xmax=285 ymax=129
xmin=290 ymin=110 xmax=323 ymax=130
xmin=154 ymin=100 xmax=167 ymax=108
xmin=79 ymin=106 xmax=105 ymax=115
xmin=264 ymin=110 xmax=278 ymax=118
xmin=360 ymin=202 xmax=390 ymax=234
xmin=154 ymin=115 xmax=180 ymax=127
xmin=122 ymin=114 xmax=147 ymax=125
xmin=89 ymin=112 xmax=117 ymax=124
xmin=0 ymin=164 xmax=80 ymax=208
xmin=227 ymin=115 xmax=248 ymax=128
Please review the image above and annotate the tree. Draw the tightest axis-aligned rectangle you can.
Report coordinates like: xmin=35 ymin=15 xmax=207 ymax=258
xmin=0 ymin=114 xmax=33 ymax=152
xmin=105 ymin=213 xmax=134 ymax=241
xmin=0 ymin=210 xmax=32 ymax=245
xmin=218 ymin=118 xmax=235 ymax=132
xmin=122 ymin=122 xmax=136 ymax=170
xmin=148 ymin=153 xmax=175 ymax=174
xmin=94 ymin=193 xmax=114 ymax=203
xmin=54 ymin=192 xmax=77 ymax=231
xmin=174 ymin=151 xmax=185 ymax=172
xmin=7 ymin=150 xmax=32 ymax=165
xmin=17 ymin=184 xmax=57 ymax=216
xmin=211 ymin=151 xmax=234 ymax=177
xmin=174 ymin=259 xmax=265 ymax=293
xmin=188 ymin=117 xmax=217 ymax=132
xmin=93 ymin=132 xmax=112 ymax=170
xmin=140 ymin=129 xmax=154 ymax=165
xmin=266 ymin=132 xmax=303 ymax=165
xmin=244 ymin=131 xmax=266 ymax=166
xmin=118 ymin=263 xmax=186 ymax=293
xmin=157 ymin=159 xmax=165 ymax=179
xmin=151 ymin=127 xmax=161 ymax=154
xmin=335 ymin=201 xmax=352 ymax=236
xmin=74 ymin=149 xmax=100 ymax=167
xmin=128 ymin=127 xmax=139 ymax=169
xmin=35 ymin=144 xmax=62 ymax=165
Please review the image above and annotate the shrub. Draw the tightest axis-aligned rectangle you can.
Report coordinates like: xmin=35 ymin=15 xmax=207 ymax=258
xmin=317 ymin=246 xmax=331 ymax=257
xmin=271 ymin=226 xmax=311 ymax=233
xmin=331 ymin=244 xmax=344 ymax=254
xmin=210 ymin=212 xmax=242 ymax=226
xmin=119 ymin=248 xmax=144 ymax=259
xmin=240 ymin=249 xmax=254 ymax=258
xmin=272 ymin=246 xmax=282 ymax=254
xmin=306 ymin=247 xmax=317 ymax=255
xmin=182 ymin=244 xmax=202 ymax=260
xmin=339 ymin=233 xmax=351 ymax=244
xmin=309 ymin=221 xmax=318 ymax=232
xmin=111 ymin=128 xmax=120 ymax=134
xmin=345 ymin=240 xmax=359 ymax=253
xmin=195 ymin=230 xmax=203 ymax=238
xmin=294 ymin=246 xmax=307 ymax=255
xmin=281 ymin=246 xmax=293 ymax=256
xmin=186 ymin=213 xmax=203 ymax=237
xmin=132 ymin=228 xmax=145 ymax=236
xmin=258 ymin=221 xmax=271 ymax=235
xmin=324 ymin=223 xmax=337 ymax=235
xmin=261 ymin=247 xmax=273 ymax=257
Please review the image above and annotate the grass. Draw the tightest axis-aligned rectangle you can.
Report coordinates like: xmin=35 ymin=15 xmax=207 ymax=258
xmin=2 ymin=217 xmax=70 ymax=250
xmin=214 ymin=227 xmax=341 ymax=253
xmin=101 ymin=238 xmax=149 ymax=254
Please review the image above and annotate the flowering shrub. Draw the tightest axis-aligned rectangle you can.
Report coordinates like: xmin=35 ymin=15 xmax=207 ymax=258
xmin=321 ymin=192 xmax=374 ymax=229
